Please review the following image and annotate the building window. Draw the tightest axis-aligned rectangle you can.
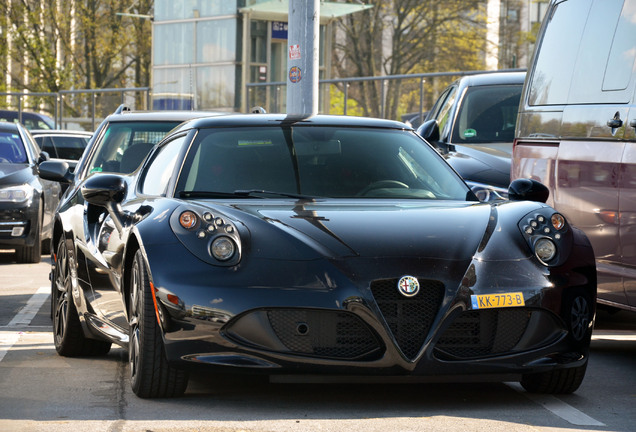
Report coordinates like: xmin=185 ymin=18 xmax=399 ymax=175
xmin=154 ymin=23 xmax=195 ymax=65
xmin=155 ymin=0 xmax=238 ymax=20
xmin=197 ymin=19 xmax=237 ymax=63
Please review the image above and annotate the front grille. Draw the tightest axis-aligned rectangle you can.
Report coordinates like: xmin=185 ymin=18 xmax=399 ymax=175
xmin=267 ymin=309 xmax=382 ymax=360
xmin=434 ymin=309 xmax=532 ymax=359
xmin=370 ymin=278 xmax=445 ymax=360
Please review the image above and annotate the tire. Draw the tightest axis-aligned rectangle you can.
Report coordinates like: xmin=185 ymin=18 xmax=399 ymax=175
xmin=520 ymin=360 xmax=588 ymax=394
xmin=41 ymin=237 xmax=51 ymax=255
xmin=15 ymin=214 xmax=41 ymax=263
xmin=52 ymin=234 xmax=112 ymax=357
xmin=129 ymin=250 xmax=188 ymax=398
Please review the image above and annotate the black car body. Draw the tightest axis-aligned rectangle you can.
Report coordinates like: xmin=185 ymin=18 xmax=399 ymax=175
xmin=31 ymin=129 xmax=93 ymax=170
xmin=0 ymin=121 xmax=60 ymax=262
xmin=418 ymin=72 xmax=525 ymax=201
xmin=40 ymin=114 xmax=596 ymax=398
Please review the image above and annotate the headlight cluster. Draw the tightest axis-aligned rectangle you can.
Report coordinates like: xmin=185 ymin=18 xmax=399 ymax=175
xmin=0 ymin=184 xmax=34 ymax=203
xmin=170 ymin=206 xmax=242 ymax=266
xmin=519 ymin=210 xmax=570 ymax=266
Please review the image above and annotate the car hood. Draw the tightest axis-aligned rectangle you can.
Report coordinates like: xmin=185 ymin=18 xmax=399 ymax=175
xmin=0 ymin=163 xmax=32 ymax=185
xmin=445 ymin=144 xmax=511 ymax=188
xmin=225 ymin=200 xmax=492 ymax=261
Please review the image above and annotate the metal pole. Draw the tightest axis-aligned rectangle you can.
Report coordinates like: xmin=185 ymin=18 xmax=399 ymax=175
xmin=286 ymin=0 xmax=319 ymax=118
xmin=92 ymin=93 xmax=96 ymax=131
xmin=380 ymin=79 xmax=386 ymax=119
xmin=344 ymin=83 xmax=349 ymax=116
xmin=419 ymin=79 xmax=425 ymax=125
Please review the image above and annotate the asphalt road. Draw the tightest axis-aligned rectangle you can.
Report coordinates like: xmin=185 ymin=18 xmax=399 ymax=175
xmin=1 ymin=250 xmax=635 ymax=432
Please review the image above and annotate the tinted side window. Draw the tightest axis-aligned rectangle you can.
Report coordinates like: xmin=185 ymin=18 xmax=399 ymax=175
xmin=141 ymin=135 xmax=187 ymax=196
xmin=603 ymin=0 xmax=636 ymax=91
xmin=37 ymin=136 xmax=58 ymax=158
xmin=529 ymin=0 xmax=635 ymax=106
xmin=50 ymin=136 xmax=88 ymax=160
xmin=431 ymin=86 xmax=458 ymax=139
xmin=528 ymin=0 xmax=591 ymax=105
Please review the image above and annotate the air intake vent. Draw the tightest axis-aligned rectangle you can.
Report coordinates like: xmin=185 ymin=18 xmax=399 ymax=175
xmin=435 ymin=309 xmax=534 ymax=359
xmin=370 ymin=278 xmax=445 ymax=360
xmin=267 ymin=309 xmax=383 ymax=360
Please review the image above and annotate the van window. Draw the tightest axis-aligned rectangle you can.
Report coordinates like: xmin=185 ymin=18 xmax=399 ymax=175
xmin=603 ymin=1 xmax=636 ymax=91
xmin=529 ymin=0 xmax=636 ymax=106
xmin=528 ymin=0 xmax=590 ymax=106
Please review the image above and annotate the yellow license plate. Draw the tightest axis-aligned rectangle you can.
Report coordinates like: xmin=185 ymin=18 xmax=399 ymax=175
xmin=471 ymin=292 xmax=525 ymax=309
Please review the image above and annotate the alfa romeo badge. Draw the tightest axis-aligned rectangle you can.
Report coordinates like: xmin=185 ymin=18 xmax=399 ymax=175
xmin=397 ymin=275 xmax=420 ymax=297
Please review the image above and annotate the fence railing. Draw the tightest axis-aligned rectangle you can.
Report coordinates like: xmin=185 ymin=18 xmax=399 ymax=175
xmin=1 ymin=68 xmax=525 ymax=131
xmin=1 ymin=88 xmax=151 ymax=131
xmin=246 ymin=68 xmax=526 ymax=124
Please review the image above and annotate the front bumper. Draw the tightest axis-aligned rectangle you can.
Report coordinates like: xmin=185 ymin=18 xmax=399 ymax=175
xmin=0 ymin=200 xmax=39 ymax=248
xmin=146 ymin=246 xmax=595 ymax=379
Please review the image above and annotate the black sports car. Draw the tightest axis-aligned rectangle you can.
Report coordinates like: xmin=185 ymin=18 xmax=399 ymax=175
xmin=39 ymin=114 xmax=596 ymax=398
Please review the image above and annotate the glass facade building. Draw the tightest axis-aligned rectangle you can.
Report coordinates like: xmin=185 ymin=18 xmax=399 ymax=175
xmin=152 ymin=0 xmax=370 ymax=113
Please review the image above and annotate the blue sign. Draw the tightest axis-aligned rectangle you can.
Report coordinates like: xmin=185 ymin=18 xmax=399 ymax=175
xmin=272 ymin=21 xmax=288 ymax=39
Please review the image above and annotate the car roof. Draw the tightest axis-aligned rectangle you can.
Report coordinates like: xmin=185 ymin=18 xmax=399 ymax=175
xmin=30 ymin=129 xmax=93 ymax=136
xmin=173 ymin=114 xmax=412 ymax=133
xmin=456 ymin=71 xmax=526 ymax=88
xmin=0 ymin=121 xmax=21 ymax=133
xmin=103 ymin=110 xmax=225 ymax=123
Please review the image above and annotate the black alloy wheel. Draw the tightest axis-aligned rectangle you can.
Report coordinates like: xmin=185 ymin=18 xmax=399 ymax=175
xmin=52 ymin=234 xmax=111 ymax=356
xmin=129 ymin=249 xmax=188 ymax=398
xmin=570 ymin=295 xmax=591 ymax=341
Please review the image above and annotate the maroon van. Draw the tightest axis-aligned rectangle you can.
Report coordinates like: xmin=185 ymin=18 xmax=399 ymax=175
xmin=512 ymin=0 xmax=636 ymax=312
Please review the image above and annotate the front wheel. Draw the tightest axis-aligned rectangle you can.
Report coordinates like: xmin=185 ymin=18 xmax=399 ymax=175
xmin=52 ymin=234 xmax=112 ymax=356
xmin=15 ymin=206 xmax=41 ymax=263
xmin=520 ymin=360 xmax=588 ymax=394
xmin=129 ymin=250 xmax=188 ymax=398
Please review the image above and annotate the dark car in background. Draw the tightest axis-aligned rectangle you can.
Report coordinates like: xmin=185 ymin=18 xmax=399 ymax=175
xmin=513 ymin=0 xmax=636 ymax=313
xmin=31 ymin=129 xmax=93 ymax=170
xmin=418 ymin=71 xmax=525 ymax=201
xmin=60 ymin=105 xmax=223 ymax=180
xmin=0 ymin=109 xmax=55 ymax=130
xmin=40 ymin=113 xmax=596 ymax=398
xmin=0 ymin=121 xmax=60 ymax=262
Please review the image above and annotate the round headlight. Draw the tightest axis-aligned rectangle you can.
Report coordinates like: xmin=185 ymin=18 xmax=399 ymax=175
xmin=211 ymin=236 xmax=235 ymax=261
xmin=179 ymin=211 xmax=198 ymax=229
xmin=535 ymin=238 xmax=557 ymax=263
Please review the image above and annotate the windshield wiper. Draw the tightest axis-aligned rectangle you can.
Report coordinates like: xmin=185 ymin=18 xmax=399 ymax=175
xmin=179 ymin=189 xmax=317 ymax=200
xmin=234 ymin=189 xmax=317 ymax=200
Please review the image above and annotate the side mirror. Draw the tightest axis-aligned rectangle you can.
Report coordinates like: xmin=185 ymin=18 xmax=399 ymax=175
xmin=416 ymin=119 xmax=440 ymax=143
xmin=508 ymin=178 xmax=549 ymax=203
xmin=38 ymin=160 xmax=73 ymax=184
xmin=81 ymin=174 xmax=128 ymax=233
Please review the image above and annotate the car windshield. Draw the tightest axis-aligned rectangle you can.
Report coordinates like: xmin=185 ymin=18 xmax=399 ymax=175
xmin=87 ymin=121 xmax=182 ymax=175
xmin=35 ymin=135 xmax=89 ymax=160
xmin=0 ymin=131 xmax=28 ymax=164
xmin=176 ymin=126 xmax=472 ymax=200
xmin=451 ymin=84 xmax=522 ymax=144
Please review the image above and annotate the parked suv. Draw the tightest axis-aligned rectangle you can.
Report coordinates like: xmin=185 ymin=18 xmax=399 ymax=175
xmin=418 ymin=71 xmax=525 ymax=201
xmin=512 ymin=0 xmax=636 ymax=312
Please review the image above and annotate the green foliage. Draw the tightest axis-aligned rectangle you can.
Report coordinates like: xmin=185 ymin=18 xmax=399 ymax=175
xmin=327 ymin=83 xmax=364 ymax=116
xmin=0 ymin=0 xmax=151 ymax=115
xmin=333 ymin=0 xmax=488 ymax=119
